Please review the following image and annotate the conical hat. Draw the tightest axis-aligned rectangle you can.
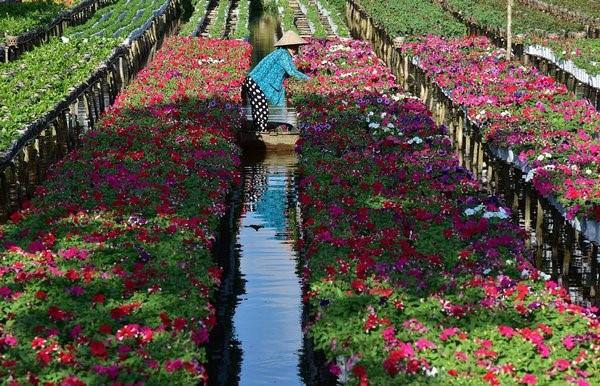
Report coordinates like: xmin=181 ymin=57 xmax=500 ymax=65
xmin=274 ymin=30 xmax=308 ymax=47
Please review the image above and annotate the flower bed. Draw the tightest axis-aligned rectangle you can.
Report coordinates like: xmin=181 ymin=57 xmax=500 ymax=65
xmin=290 ymin=37 xmax=599 ymax=385
xmin=0 ymin=36 xmax=250 ymax=384
xmin=0 ymin=1 xmax=65 ymax=37
xmin=0 ymin=0 xmax=178 ymax=155
xmin=352 ymin=0 xmax=466 ymax=39
xmin=402 ymin=35 xmax=600 ymax=227
xmin=443 ymin=0 xmax=586 ymax=36
xmin=524 ymin=36 xmax=600 ymax=78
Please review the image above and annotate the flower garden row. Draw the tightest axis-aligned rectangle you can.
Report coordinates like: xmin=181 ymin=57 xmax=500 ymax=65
xmin=438 ymin=0 xmax=600 ymax=77
xmin=401 ymin=34 xmax=600 ymax=227
xmin=535 ymin=0 xmax=600 ymax=19
xmin=288 ymin=37 xmax=600 ymax=385
xmin=0 ymin=36 xmax=249 ymax=384
xmin=0 ymin=0 xmax=66 ymax=37
xmin=0 ymin=0 xmax=85 ymax=36
xmin=441 ymin=0 xmax=586 ymax=36
xmin=260 ymin=0 xmax=348 ymax=39
xmin=355 ymin=0 xmax=600 ymax=83
xmin=0 ymin=0 xmax=177 ymax=154
xmin=0 ymin=26 xmax=598 ymax=385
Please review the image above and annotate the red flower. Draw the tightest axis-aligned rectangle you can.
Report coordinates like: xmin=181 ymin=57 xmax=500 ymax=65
xmin=9 ymin=212 xmax=22 ymax=224
xmin=90 ymin=341 xmax=108 ymax=359
xmin=65 ymin=269 xmax=80 ymax=282
xmin=110 ymin=307 xmax=126 ymax=320
xmin=159 ymin=312 xmax=172 ymax=327
xmin=61 ymin=377 xmax=85 ymax=386
xmin=92 ymin=294 xmax=105 ymax=305
xmin=58 ymin=351 xmax=76 ymax=364
xmin=48 ymin=306 xmax=72 ymax=321
xmin=351 ymin=280 xmax=367 ymax=293
xmin=482 ymin=371 xmax=499 ymax=386
xmin=31 ymin=337 xmax=46 ymax=350
xmin=173 ymin=318 xmax=187 ymax=331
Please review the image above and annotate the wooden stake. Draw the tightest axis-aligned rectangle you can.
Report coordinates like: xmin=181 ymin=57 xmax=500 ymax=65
xmin=507 ymin=0 xmax=513 ymax=61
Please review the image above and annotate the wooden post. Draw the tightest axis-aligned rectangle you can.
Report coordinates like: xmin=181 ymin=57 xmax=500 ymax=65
xmin=534 ymin=199 xmax=543 ymax=263
xmin=524 ymin=186 xmax=531 ymax=245
xmin=506 ymin=0 xmax=513 ymax=61
xmin=551 ymin=218 xmax=561 ymax=277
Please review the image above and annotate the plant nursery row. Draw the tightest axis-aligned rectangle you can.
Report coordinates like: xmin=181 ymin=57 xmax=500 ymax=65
xmin=0 ymin=30 xmax=597 ymax=384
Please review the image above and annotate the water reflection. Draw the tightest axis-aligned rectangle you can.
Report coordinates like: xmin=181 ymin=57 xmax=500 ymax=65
xmin=248 ymin=12 xmax=281 ymax=67
xmin=235 ymin=155 xmax=303 ymax=385
xmin=208 ymin=153 xmax=308 ymax=385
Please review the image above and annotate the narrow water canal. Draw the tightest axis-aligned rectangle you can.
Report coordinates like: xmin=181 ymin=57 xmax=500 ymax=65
xmin=205 ymin=7 xmax=328 ymax=383
xmin=235 ymin=153 xmax=304 ymax=384
xmin=208 ymin=153 xmax=317 ymax=385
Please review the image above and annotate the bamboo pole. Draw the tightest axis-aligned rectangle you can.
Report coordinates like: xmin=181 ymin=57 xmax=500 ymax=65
xmin=506 ymin=0 xmax=513 ymax=61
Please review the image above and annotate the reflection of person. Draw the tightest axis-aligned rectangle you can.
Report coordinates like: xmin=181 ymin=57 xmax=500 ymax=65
xmin=242 ymin=30 xmax=311 ymax=133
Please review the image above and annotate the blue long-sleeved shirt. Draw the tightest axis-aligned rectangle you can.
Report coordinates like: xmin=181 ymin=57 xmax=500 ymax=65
xmin=248 ymin=48 xmax=309 ymax=106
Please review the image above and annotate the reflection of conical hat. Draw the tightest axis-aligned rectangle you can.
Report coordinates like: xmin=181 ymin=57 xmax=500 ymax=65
xmin=273 ymin=30 xmax=308 ymax=47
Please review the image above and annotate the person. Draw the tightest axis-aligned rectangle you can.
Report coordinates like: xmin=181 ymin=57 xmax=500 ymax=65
xmin=242 ymin=30 xmax=311 ymax=133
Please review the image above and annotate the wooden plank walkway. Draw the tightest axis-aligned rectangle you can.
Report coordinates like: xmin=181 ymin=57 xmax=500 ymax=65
xmin=241 ymin=104 xmax=299 ymax=129
xmin=239 ymin=104 xmax=300 ymax=152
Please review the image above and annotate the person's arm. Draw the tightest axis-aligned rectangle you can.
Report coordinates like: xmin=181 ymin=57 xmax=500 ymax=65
xmin=281 ymin=51 xmax=310 ymax=80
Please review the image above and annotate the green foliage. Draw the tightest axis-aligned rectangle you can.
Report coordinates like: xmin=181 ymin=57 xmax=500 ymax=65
xmin=0 ymin=36 xmax=115 ymax=149
xmin=177 ymin=0 xmax=209 ymax=36
xmin=541 ymin=0 xmax=600 ymax=19
xmin=67 ymin=0 xmax=169 ymax=39
xmin=358 ymin=0 xmax=466 ymax=39
xmin=526 ymin=36 xmax=600 ymax=76
xmin=0 ymin=1 xmax=64 ymax=36
xmin=445 ymin=0 xmax=585 ymax=35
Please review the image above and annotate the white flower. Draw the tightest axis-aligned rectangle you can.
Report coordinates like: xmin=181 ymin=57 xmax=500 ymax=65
xmin=483 ymin=207 xmax=509 ymax=219
xmin=408 ymin=136 xmax=423 ymax=144
xmin=539 ymin=271 xmax=551 ymax=281
xmin=61 ymin=36 xmax=70 ymax=43
xmin=424 ymin=367 xmax=439 ymax=377
xmin=483 ymin=268 xmax=491 ymax=275
xmin=585 ymin=169 xmax=592 ymax=175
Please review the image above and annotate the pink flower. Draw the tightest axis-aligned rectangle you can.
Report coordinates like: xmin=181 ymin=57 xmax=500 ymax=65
xmin=415 ymin=338 xmax=436 ymax=351
xmin=455 ymin=351 xmax=468 ymax=361
xmin=165 ymin=359 xmax=184 ymax=372
xmin=498 ymin=325 xmax=515 ymax=338
xmin=563 ymin=335 xmax=576 ymax=350
xmin=553 ymin=359 xmax=570 ymax=371
xmin=439 ymin=327 xmax=460 ymax=341
xmin=521 ymin=373 xmax=537 ymax=384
